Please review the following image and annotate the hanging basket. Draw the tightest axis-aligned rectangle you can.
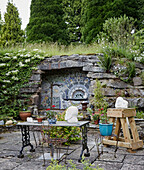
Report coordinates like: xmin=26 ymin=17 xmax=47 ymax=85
xmin=99 ymin=123 xmax=113 ymax=136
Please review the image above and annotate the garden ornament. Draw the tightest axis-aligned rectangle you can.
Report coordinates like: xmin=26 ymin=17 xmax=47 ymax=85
xmin=65 ymin=106 xmax=78 ymax=123
xmin=33 ymin=105 xmax=38 ymax=115
xmin=115 ymin=97 xmax=128 ymax=108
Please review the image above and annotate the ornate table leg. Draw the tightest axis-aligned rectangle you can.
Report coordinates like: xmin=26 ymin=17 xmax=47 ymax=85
xmin=78 ymin=124 xmax=90 ymax=162
xmin=18 ymin=125 xmax=35 ymax=158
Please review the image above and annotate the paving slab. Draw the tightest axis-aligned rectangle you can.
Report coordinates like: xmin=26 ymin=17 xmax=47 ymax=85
xmin=121 ymin=164 xmax=144 ymax=170
xmin=124 ymin=155 xmax=144 ymax=165
xmin=93 ymin=161 xmax=123 ymax=170
xmin=96 ymin=152 xmax=125 ymax=163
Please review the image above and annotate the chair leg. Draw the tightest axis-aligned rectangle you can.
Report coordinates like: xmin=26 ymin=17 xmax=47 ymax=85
xmin=42 ymin=142 xmax=45 ymax=166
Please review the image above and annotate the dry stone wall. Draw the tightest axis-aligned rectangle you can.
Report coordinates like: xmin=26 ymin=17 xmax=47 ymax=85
xmin=20 ymin=54 xmax=144 ymax=110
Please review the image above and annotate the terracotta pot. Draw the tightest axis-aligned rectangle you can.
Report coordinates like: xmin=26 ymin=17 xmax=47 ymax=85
xmin=37 ymin=117 xmax=43 ymax=123
xmin=19 ymin=111 xmax=31 ymax=121
xmin=94 ymin=119 xmax=99 ymax=125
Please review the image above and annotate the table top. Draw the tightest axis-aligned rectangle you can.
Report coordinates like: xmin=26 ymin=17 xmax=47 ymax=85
xmin=17 ymin=120 xmax=90 ymax=127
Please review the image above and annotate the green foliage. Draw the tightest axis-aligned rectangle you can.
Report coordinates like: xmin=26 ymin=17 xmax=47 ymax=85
xmin=26 ymin=0 xmax=68 ymax=45
xmin=91 ymin=79 xmax=108 ymax=110
xmin=0 ymin=2 xmax=24 ymax=47
xmin=44 ymin=111 xmax=81 ymax=145
xmin=136 ymin=111 xmax=144 ymax=119
xmin=0 ymin=49 xmax=45 ymax=117
xmin=98 ymin=53 xmax=112 ymax=73
xmin=46 ymin=158 xmax=103 ymax=170
xmin=103 ymin=15 xmax=136 ymax=48
xmin=62 ymin=0 xmax=83 ymax=43
xmin=81 ymin=0 xmax=141 ymax=44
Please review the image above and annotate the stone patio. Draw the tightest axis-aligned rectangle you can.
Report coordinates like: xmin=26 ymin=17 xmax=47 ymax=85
xmin=0 ymin=125 xmax=144 ymax=170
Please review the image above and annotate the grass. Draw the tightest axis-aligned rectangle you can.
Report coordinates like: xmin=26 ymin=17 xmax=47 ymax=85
xmin=0 ymin=42 xmax=104 ymax=57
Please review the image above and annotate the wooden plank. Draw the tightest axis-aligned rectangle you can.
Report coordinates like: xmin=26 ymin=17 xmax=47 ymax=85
xmin=129 ymin=117 xmax=140 ymax=142
xmin=111 ymin=136 xmax=125 ymax=142
xmin=123 ymin=109 xmax=136 ymax=117
xmin=107 ymin=108 xmax=136 ymax=117
xmin=120 ymin=118 xmax=132 ymax=143
xmin=113 ymin=118 xmax=121 ymax=140
xmin=103 ymin=139 xmax=131 ymax=148
xmin=131 ymin=140 xmax=143 ymax=150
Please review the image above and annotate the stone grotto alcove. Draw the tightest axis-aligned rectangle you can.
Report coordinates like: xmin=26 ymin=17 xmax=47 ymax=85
xmin=40 ymin=68 xmax=90 ymax=110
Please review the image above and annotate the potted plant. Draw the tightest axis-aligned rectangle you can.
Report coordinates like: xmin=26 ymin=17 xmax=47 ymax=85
xmin=87 ymin=107 xmax=99 ymax=124
xmin=90 ymin=79 xmax=108 ymax=121
xmin=36 ymin=116 xmax=44 ymax=123
xmin=19 ymin=107 xmax=31 ymax=121
xmin=99 ymin=108 xmax=113 ymax=136
xmin=46 ymin=105 xmax=57 ymax=124
xmin=91 ymin=79 xmax=108 ymax=111
xmin=19 ymin=101 xmax=32 ymax=121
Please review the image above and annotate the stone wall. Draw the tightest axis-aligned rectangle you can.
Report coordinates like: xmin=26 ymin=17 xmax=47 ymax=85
xmin=20 ymin=54 xmax=144 ymax=110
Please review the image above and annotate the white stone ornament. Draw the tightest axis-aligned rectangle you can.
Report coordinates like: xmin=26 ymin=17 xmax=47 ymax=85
xmin=65 ymin=106 xmax=78 ymax=123
xmin=115 ymin=97 xmax=128 ymax=108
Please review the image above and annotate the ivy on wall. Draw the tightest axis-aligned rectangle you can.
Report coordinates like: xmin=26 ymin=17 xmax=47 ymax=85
xmin=0 ymin=49 xmax=45 ymax=118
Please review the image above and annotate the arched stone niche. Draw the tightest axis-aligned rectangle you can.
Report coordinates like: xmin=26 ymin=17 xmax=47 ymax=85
xmin=40 ymin=68 xmax=90 ymax=110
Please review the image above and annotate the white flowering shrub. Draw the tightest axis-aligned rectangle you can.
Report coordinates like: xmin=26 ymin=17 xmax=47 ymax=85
xmin=0 ymin=49 xmax=45 ymax=117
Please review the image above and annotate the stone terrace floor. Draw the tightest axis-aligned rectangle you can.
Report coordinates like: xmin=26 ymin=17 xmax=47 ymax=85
xmin=0 ymin=125 xmax=144 ymax=170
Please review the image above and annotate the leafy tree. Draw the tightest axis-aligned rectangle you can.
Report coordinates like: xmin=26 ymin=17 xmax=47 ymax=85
xmin=81 ymin=0 xmax=142 ymax=44
xmin=0 ymin=2 xmax=24 ymax=47
xmin=62 ymin=0 xmax=83 ymax=43
xmin=102 ymin=15 xmax=136 ymax=47
xmin=26 ymin=0 xmax=68 ymax=44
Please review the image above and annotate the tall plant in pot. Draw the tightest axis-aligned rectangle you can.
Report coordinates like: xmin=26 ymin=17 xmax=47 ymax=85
xmin=91 ymin=80 xmax=113 ymax=136
xmin=91 ymin=79 xmax=108 ymax=114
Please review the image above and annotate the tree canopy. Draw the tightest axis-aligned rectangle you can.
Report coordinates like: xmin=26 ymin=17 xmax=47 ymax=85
xmin=0 ymin=2 xmax=24 ymax=47
xmin=81 ymin=0 xmax=143 ymax=44
xmin=26 ymin=0 xmax=68 ymax=44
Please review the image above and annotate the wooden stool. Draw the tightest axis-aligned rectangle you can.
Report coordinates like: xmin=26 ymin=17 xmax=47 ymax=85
xmin=103 ymin=108 xmax=143 ymax=150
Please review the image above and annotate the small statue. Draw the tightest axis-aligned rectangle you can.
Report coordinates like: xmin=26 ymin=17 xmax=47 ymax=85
xmin=115 ymin=97 xmax=128 ymax=108
xmin=33 ymin=105 xmax=38 ymax=115
xmin=65 ymin=106 xmax=78 ymax=123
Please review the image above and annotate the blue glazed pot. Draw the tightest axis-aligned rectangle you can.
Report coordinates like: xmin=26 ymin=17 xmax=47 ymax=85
xmin=48 ymin=118 xmax=57 ymax=124
xmin=99 ymin=123 xmax=113 ymax=136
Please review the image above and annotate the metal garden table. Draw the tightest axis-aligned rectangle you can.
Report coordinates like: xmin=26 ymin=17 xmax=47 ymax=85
xmin=17 ymin=120 xmax=90 ymax=162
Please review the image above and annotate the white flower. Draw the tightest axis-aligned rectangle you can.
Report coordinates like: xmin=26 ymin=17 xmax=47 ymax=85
xmin=6 ymin=72 xmax=11 ymax=76
xmin=13 ymin=56 xmax=17 ymax=59
xmin=3 ymin=80 xmax=10 ymax=83
xmin=25 ymin=59 xmax=30 ymax=63
xmin=33 ymin=49 xmax=38 ymax=51
xmin=0 ymin=63 xmax=6 ymax=67
xmin=19 ymin=62 xmax=25 ymax=67
xmin=4 ymin=56 xmax=10 ymax=59
xmin=3 ymin=91 xmax=7 ymax=94
xmin=12 ymin=76 xmax=18 ymax=80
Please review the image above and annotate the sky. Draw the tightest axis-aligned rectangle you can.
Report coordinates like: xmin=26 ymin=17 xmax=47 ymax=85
xmin=0 ymin=0 xmax=31 ymax=30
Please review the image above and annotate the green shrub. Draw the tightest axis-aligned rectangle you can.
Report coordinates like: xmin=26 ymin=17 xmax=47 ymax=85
xmin=98 ymin=53 xmax=112 ymax=73
xmin=46 ymin=158 xmax=103 ymax=170
xmin=136 ymin=111 xmax=144 ymax=119
xmin=43 ymin=112 xmax=81 ymax=145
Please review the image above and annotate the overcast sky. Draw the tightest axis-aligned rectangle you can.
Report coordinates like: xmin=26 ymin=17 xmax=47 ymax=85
xmin=0 ymin=0 xmax=31 ymax=30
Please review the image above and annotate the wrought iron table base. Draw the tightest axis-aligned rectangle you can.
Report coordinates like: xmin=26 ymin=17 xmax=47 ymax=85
xmin=18 ymin=125 xmax=35 ymax=158
xmin=78 ymin=124 xmax=90 ymax=162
